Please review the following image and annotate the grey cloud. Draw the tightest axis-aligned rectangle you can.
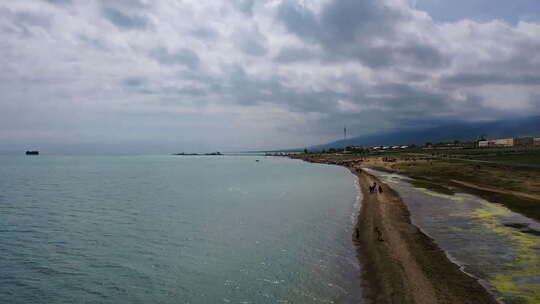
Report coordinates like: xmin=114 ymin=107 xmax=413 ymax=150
xmin=137 ymin=87 xmax=208 ymax=99
xmin=277 ymin=0 xmax=449 ymax=69
xmin=273 ymin=47 xmax=316 ymax=63
xmin=15 ymin=11 xmax=51 ymax=29
xmin=234 ymin=0 xmax=255 ymax=16
xmin=368 ymin=83 xmax=449 ymax=112
xmin=415 ymin=0 xmax=540 ymax=24
xmin=43 ymin=0 xmax=72 ymax=6
xmin=237 ymin=35 xmax=267 ymax=56
xmin=122 ymin=77 xmax=147 ymax=88
xmin=157 ymin=87 xmax=209 ymax=100
xmin=277 ymin=0 xmax=399 ymax=45
xmin=394 ymin=70 xmax=431 ymax=83
xmin=120 ymin=75 xmax=208 ymax=98
xmin=214 ymin=64 xmax=347 ymax=113
xmin=0 ymin=8 xmax=52 ymax=39
xmin=102 ymin=7 xmax=148 ymax=30
xmin=319 ymin=0 xmax=393 ymax=43
xmin=101 ymin=0 xmax=147 ymax=10
xmin=190 ymin=27 xmax=219 ymax=40
xmin=276 ymin=1 xmax=319 ymax=40
xmin=150 ymin=48 xmax=200 ymax=69
xmin=0 ymin=8 xmax=52 ymax=30
xmin=395 ymin=44 xmax=450 ymax=68
xmin=234 ymin=26 xmax=268 ymax=56
xmin=78 ymin=34 xmax=107 ymax=49
xmin=369 ymin=44 xmax=448 ymax=68
xmin=1 ymin=0 xmax=540 ymax=152
xmin=442 ymin=73 xmax=540 ymax=87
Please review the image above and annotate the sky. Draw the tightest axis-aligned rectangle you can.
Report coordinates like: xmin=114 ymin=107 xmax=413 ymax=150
xmin=1 ymin=0 xmax=540 ymax=153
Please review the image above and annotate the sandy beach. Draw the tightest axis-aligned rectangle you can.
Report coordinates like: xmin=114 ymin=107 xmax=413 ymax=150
xmin=352 ymin=168 xmax=498 ymax=303
xmin=296 ymin=155 xmax=500 ymax=303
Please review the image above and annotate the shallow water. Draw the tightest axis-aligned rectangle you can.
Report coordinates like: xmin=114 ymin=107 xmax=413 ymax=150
xmin=365 ymin=168 xmax=540 ymax=304
xmin=0 ymin=155 xmax=362 ymax=303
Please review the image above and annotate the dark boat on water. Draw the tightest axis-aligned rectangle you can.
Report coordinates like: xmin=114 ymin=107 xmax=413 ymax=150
xmin=25 ymin=151 xmax=39 ymax=155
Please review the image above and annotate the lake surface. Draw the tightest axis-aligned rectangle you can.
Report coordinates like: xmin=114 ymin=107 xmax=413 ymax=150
xmin=0 ymin=155 xmax=361 ymax=303
xmin=364 ymin=168 xmax=540 ymax=304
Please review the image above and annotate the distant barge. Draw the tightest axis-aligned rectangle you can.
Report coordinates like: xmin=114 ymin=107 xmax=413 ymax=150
xmin=172 ymin=152 xmax=222 ymax=156
xmin=25 ymin=151 xmax=39 ymax=155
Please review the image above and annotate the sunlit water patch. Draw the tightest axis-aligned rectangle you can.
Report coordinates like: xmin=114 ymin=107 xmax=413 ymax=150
xmin=0 ymin=155 xmax=362 ymax=303
xmin=364 ymin=168 xmax=540 ymax=304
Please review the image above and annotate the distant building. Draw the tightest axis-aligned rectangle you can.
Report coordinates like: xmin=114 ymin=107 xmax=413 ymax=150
xmin=535 ymin=137 xmax=540 ymax=146
xmin=514 ymin=136 xmax=534 ymax=146
xmin=489 ymin=138 xmax=514 ymax=147
xmin=478 ymin=140 xmax=489 ymax=148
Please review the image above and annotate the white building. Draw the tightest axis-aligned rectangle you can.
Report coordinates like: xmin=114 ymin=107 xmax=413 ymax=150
xmin=490 ymin=138 xmax=514 ymax=147
xmin=478 ymin=140 xmax=489 ymax=148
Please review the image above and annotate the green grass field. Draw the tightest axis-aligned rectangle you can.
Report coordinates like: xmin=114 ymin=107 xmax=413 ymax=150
xmin=294 ymin=147 xmax=540 ymax=222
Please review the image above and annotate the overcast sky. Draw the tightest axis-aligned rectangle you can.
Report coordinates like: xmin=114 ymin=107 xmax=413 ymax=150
xmin=1 ymin=0 xmax=540 ymax=153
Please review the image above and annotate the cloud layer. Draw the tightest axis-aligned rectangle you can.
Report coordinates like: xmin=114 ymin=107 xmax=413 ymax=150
xmin=1 ymin=0 xmax=540 ymax=152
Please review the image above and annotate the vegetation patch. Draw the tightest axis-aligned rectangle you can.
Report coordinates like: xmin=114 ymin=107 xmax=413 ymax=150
xmin=409 ymin=179 xmax=455 ymax=196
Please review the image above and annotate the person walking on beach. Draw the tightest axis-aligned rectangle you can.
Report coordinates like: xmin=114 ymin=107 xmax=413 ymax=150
xmin=378 ymin=185 xmax=383 ymax=193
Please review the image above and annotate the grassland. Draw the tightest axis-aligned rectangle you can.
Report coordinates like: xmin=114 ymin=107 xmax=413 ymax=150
xmin=292 ymin=146 xmax=540 ymax=222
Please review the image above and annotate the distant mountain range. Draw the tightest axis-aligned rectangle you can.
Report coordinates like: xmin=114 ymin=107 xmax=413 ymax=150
xmin=309 ymin=116 xmax=540 ymax=151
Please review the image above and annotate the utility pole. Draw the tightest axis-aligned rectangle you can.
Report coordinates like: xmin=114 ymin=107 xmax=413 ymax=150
xmin=343 ymin=125 xmax=347 ymax=152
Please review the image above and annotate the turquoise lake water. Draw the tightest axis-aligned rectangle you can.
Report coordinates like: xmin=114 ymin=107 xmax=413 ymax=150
xmin=0 ymin=155 xmax=361 ymax=303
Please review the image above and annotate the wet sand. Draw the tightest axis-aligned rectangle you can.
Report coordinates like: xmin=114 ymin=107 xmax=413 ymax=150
xmin=294 ymin=154 xmax=501 ymax=303
xmin=352 ymin=168 xmax=499 ymax=304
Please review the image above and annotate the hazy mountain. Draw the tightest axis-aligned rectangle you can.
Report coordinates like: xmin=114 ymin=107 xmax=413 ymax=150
xmin=310 ymin=116 xmax=540 ymax=150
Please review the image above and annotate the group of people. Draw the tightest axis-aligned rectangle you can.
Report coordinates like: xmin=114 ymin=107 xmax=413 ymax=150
xmin=369 ymin=182 xmax=383 ymax=194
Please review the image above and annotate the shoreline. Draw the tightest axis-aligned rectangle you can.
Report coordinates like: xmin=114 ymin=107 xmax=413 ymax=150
xmin=303 ymin=159 xmax=499 ymax=303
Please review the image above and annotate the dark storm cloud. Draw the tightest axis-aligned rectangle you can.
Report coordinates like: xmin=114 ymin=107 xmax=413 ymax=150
xmin=276 ymin=1 xmax=319 ymax=39
xmin=150 ymin=48 xmax=200 ymax=69
xmin=102 ymin=7 xmax=148 ymax=30
xmin=2 ymin=0 xmax=540 ymax=152
xmin=276 ymin=0 xmax=448 ymax=69
xmin=277 ymin=0 xmax=398 ymax=45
